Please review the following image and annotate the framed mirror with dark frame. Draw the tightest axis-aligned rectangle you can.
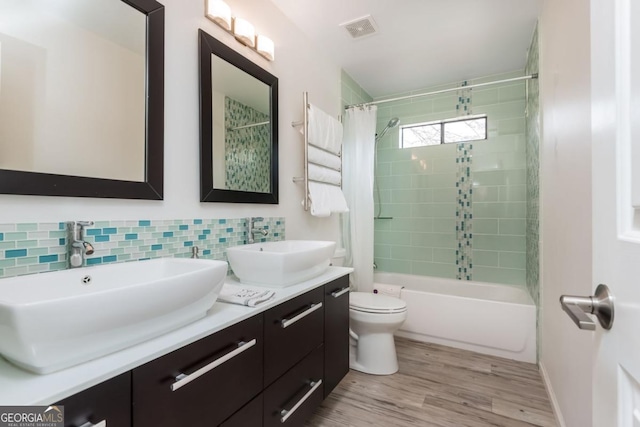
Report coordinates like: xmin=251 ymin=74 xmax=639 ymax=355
xmin=199 ymin=29 xmax=279 ymax=204
xmin=0 ymin=0 xmax=164 ymax=200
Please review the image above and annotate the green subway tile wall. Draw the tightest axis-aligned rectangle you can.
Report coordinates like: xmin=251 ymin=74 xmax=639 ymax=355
xmin=341 ymin=70 xmax=373 ymax=108
xmin=0 ymin=217 xmax=285 ymax=279
xmin=373 ymin=71 xmax=527 ymax=286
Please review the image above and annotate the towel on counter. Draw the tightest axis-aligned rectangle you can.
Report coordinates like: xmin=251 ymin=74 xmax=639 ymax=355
xmin=219 ymin=284 xmax=275 ymax=307
xmin=308 ymin=181 xmax=349 ymax=217
xmin=308 ymin=104 xmax=343 ymax=155
xmin=308 ymin=146 xmax=342 ymax=171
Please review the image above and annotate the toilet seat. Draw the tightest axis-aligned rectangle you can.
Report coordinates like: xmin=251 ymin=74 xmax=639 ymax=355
xmin=349 ymin=292 xmax=407 ymax=314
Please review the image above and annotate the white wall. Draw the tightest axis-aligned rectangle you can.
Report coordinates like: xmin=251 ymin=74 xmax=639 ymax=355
xmin=539 ymin=0 xmax=593 ymax=425
xmin=0 ymin=0 xmax=343 ymax=245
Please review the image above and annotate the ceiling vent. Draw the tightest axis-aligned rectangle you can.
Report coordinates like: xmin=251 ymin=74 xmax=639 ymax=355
xmin=340 ymin=15 xmax=378 ymax=39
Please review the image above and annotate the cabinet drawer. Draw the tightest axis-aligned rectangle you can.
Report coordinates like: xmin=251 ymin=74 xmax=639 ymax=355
xmin=323 ymin=275 xmax=350 ymax=398
xmin=263 ymin=345 xmax=324 ymax=427
xmin=57 ymin=372 xmax=131 ymax=427
xmin=220 ymin=393 xmax=263 ymax=427
xmin=264 ymin=287 xmax=324 ymax=386
xmin=133 ymin=315 xmax=263 ymax=427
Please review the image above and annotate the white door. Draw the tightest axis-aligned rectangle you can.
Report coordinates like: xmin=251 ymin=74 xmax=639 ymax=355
xmin=591 ymin=0 xmax=640 ymax=425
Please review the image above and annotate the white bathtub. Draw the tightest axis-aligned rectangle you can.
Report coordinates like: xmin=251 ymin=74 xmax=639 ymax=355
xmin=374 ymin=272 xmax=537 ymax=363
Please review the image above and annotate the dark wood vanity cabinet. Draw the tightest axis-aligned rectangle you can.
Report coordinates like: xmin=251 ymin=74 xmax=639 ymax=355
xmin=264 ymin=286 xmax=324 ymax=386
xmin=54 ymin=274 xmax=350 ymax=427
xmin=132 ymin=315 xmax=263 ymax=427
xmin=323 ymin=275 xmax=350 ymax=398
xmin=56 ymin=372 xmax=131 ymax=427
xmin=264 ymin=345 xmax=324 ymax=426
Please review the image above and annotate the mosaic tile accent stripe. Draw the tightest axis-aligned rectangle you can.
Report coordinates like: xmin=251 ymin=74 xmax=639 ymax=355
xmin=525 ymin=24 xmax=540 ymax=308
xmin=455 ymin=143 xmax=474 ymax=280
xmin=525 ymin=24 xmax=540 ymax=360
xmin=0 ymin=217 xmax=285 ymax=279
xmin=225 ymin=97 xmax=271 ymax=193
xmin=456 ymin=81 xmax=473 ymax=116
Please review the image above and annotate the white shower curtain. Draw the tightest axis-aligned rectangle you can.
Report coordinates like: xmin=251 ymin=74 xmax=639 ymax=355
xmin=342 ymin=106 xmax=377 ymax=292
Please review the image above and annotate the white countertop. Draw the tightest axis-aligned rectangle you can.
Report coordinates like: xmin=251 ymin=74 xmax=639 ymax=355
xmin=0 ymin=267 xmax=352 ymax=405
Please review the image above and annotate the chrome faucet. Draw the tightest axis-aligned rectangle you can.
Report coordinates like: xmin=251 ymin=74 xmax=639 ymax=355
xmin=66 ymin=221 xmax=95 ymax=268
xmin=247 ymin=217 xmax=269 ymax=244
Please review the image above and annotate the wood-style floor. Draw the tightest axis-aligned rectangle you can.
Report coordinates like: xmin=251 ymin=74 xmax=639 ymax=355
xmin=306 ymin=337 xmax=557 ymax=427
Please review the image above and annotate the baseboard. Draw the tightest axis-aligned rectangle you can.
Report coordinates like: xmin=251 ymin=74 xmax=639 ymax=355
xmin=539 ymin=361 xmax=567 ymax=427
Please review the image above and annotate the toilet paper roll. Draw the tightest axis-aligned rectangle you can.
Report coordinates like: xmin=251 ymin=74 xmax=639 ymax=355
xmin=373 ymin=283 xmax=404 ymax=298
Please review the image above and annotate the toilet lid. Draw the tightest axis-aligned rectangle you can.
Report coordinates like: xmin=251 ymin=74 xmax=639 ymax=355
xmin=349 ymin=292 xmax=407 ymax=314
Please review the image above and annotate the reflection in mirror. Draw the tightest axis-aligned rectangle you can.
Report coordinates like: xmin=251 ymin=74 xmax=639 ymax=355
xmin=199 ymin=29 xmax=278 ymax=204
xmin=0 ymin=0 xmax=145 ymax=181
xmin=0 ymin=0 xmax=164 ymax=199
xmin=211 ymin=54 xmax=270 ymax=192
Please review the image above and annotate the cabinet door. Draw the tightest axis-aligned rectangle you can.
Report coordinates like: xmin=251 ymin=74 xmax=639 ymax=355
xmin=323 ymin=275 xmax=350 ymax=398
xmin=263 ymin=287 xmax=324 ymax=387
xmin=133 ymin=315 xmax=263 ymax=427
xmin=263 ymin=345 xmax=324 ymax=427
xmin=57 ymin=372 xmax=131 ymax=427
xmin=220 ymin=393 xmax=263 ymax=427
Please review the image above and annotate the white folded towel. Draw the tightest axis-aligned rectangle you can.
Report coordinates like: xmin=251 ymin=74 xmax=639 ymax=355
xmin=308 ymin=181 xmax=349 ymax=217
xmin=219 ymin=284 xmax=275 ymax=307
xmin=308 ymin=164 xmax=342 ymax=186
xmin=308 ymin=146 xmax=341 ymax=171
xmin=308 ymin=104 xmax=343 ymax=156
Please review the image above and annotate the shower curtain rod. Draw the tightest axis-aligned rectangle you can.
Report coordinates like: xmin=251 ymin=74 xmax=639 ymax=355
xmin=345 ymin=73 xmax=538 ymax=109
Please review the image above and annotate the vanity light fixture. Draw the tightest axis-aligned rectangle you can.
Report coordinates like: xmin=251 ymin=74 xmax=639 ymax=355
xmin=233 ymin=17 xmax=255 ymax=47
xmin=256 ymin=34 xmax=275 ymax=61
xmin=205 ymin=0 xmax=232 ymax=31
xmin=204 ymin=1 xmax=275 ymax=61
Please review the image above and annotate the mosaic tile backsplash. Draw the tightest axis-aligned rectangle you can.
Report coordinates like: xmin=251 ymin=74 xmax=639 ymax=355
xmin=0 ymin=217 xmax=285 ymax=279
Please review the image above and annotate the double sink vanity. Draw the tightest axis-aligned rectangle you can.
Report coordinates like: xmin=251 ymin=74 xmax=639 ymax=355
xmin=0 ymin=241 xmax=352 ymax=427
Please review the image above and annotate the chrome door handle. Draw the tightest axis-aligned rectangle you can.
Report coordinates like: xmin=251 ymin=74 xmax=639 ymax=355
xmin=331 ymin=287 xmax=349 ymax=298
xmin=280 ymin=379 xmax=322 ymax=423
xmin=560 ymin=284 xmax=614 ymax=330
xmin=80 ymin=421 xmax=106 ymax=427
xmin=171 ymin=339 xmax=257 ymax=391
xmin=280 ymin=303 xmax=323 ymax=328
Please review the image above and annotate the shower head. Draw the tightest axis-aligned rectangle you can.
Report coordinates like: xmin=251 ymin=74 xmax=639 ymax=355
xmin=375 ymin=117 xmax=400 ymax=141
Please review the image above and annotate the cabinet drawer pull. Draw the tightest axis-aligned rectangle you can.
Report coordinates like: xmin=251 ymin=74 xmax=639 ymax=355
xmin=279 ymin=379 xmax=322 ymax=423
xmin=280 ymin=303 xmax=323 ymax=328
xmin=79 ymin=421 xmax=106 ymax=427
xmin=171 ymin=339 xmax=257 ymax=392
xmin=330 ymin=287 xmax=350 ymax=298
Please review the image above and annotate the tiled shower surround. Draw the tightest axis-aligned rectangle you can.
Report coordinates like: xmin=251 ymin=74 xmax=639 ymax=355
xmin=373 ymin=71 xmax=527 ymax=286
xmin=0 ymin=217 xmax=285 ymax=279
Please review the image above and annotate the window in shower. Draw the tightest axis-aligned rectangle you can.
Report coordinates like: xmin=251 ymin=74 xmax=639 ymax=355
xmin=400 ymin=115 xmax=487 ymax=148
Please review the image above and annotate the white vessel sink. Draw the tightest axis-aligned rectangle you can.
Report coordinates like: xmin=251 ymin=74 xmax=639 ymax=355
xmin=226 ymin=240 xmax=336 ymax=287
xmin=0 ymin=258 xmax=227 ymax=374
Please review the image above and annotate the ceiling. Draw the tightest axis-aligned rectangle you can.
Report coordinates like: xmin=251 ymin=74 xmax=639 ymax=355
xmin=270 ymin=0 xmax=542 ymax=99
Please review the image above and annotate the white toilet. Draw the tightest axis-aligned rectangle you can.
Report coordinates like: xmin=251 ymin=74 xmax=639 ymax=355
xmin=348 ymin=292 xmax=408 ymax=375
xmin=330 ymin=249 xmax=407 ymax=375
